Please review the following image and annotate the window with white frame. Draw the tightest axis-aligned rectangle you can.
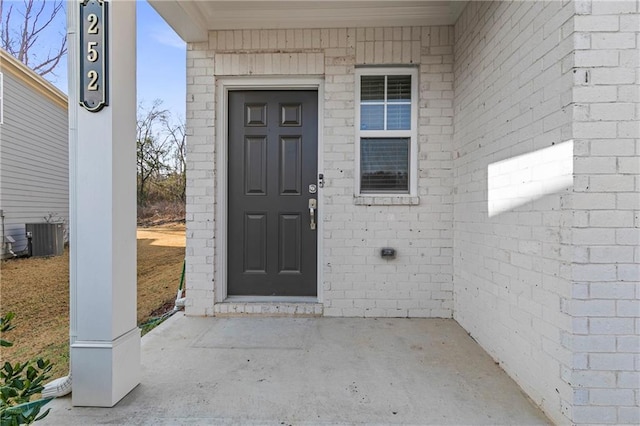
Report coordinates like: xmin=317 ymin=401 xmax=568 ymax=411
xmin=356 ymin=67 xmax=418 ymax=195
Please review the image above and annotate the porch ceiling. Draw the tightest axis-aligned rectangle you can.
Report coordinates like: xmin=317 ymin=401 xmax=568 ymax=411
xmin=148 ymin=1 xmax=466 ymax=42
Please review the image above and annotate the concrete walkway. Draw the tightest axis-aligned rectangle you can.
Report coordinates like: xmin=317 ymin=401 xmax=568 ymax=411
xmin=43 ymin=314 xmax=549 ymax=425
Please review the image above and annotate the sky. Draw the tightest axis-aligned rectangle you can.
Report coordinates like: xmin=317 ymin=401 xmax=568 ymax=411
xmin=14 ymin=0 xmax=186 ymax=121
xmin=135 ymin=1 xmax=186 ymax=121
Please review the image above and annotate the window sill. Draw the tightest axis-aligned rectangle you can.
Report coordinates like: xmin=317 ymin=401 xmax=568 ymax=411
xmin=354 ymin=195 xmax=420 ymax=206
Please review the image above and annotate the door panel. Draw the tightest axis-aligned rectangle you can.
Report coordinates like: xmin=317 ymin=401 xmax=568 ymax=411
xmin=280 ymin=136 xmax=302 ymax=195
xmin=243 ymin=213 xmax=267 ymax=273
xmin=228 ymin=90 xmax=318 ymax=296
xmin=279 ymin=214 xmax=301 ymax=273
xmin=245 ymin=137 xmax=267 ymax=195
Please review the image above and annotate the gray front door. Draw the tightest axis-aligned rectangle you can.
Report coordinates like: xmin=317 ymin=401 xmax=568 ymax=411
xmin=228 ymin=90 xmax=318 ymax=297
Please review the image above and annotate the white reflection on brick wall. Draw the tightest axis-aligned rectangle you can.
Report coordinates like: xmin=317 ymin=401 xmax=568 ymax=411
xmin=488 ymin=140 xmax=573 ymax=217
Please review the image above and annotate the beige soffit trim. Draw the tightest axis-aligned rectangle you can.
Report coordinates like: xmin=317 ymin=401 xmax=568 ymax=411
xmin=0 ymin=48 xmax=68 ymax=110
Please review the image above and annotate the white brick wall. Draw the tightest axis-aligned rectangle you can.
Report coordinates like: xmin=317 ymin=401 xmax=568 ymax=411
xmin=185 ymin=26 xmax=454 ymax=318
xmin=453 ymin=1 xmax=575 ymax=423
xmin=185 ymin=42 xmax=216 ymax=316
xmin=570 ymin=0 xmax=640 ymax=424
xmin=454 ymin=1 xmax=639 ymax=424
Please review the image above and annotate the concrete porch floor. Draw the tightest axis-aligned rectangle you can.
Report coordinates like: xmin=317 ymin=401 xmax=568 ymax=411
xmin=43 ymin=314 xmax=549 ymax=425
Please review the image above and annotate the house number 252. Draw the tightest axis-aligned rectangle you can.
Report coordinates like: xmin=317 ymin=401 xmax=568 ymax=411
xmin=80 ymin=0 xmax=108 ymax=112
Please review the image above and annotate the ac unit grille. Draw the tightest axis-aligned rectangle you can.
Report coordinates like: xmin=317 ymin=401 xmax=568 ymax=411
xmin=25 ymin=223 xmax=64 ymax=257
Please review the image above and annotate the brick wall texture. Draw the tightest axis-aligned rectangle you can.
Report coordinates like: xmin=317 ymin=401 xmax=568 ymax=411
xmin=453 ymin=1 xmax=639 ymax=425
xmin=185 ymin=26 xmax=456 ymax=318
xmin=184 ymin=1 xmax=639 ymax=424
xmin=453 ymin=1 xmax=576 ymax=423
xmin=570 ymin=1 xmax=639 ymax=424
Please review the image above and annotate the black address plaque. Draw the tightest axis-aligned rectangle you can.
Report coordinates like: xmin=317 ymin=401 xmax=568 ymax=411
xmin=80 ymin=0 xmax=108 ymax=112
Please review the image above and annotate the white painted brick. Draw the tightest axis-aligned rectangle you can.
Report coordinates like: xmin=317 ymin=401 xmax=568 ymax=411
xmin=619 ymin=407 xmax=640 ymax=424
xmin=590 ymin=175 xmax=636 ymax=192
xmin=572 ymin=406 xmax=617 ymax=424
xmin=574 ymin=15 xmax=620 ymax=32
xmin=616 ymin=299 xmax=640 ymax=316
xmin=590 ymin=282 xmax=636 ymax=299
xmin=618 ymin=372 xmax=640 ymax=388
xmin=589 ymin=317 xmax=635 ymax=334
xmin=570 ymin=299 xmax=617 ymax=316
xmin=590 ymin=139 xmax=636 ymax=156
xmin=615 ymin=193 xmax=640 ymax=211
xmin=620 ymin=48 xmax=639 ymax=68
xmin=573 ymin=281 xmax=590 ymax=298
xmin=620 ymin=14 xmax=640 ymax=31
xmin=574 ymin=121 xmax=618 ymax=138
xmin=571 ymin=335 xmax=617 ymax=352
xmin=590 ymin=388 xmax=636 ymax=406
xmin=591 ymin=1 xmax=638 ymax=15
xmin=590 ymin=246 xmax=635 ymax=263
xmin=572 ymin=370 xmax=617 ymax=388
xmin=589 ymin=103 xmax=636 ymax=121
xmin=591 ymin=32 xmax=637 ymax=49
xmin=573 ymin=86 xmax=618 ymax=103
xmin=618 ymin=81 xmax=640 ymax=104
xmin=589 ymin=353 xmax=635 ymax=370
xmin=617 ymin=229 xmax=640 ymax=245
xmin=617 ymin=335 xmax=640 ymax=352
xmin=574 ymin=228 xmax=616 ymax=245
xmin=618 ymin=121 xmax=640 ymax=138
xmin=573 ymin=388 xmax=589 ymax=405
xmin=590 ymin=67 xmax=636 ymax=85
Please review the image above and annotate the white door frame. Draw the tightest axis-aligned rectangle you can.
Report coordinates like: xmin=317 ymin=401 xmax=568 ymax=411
xmin=215 ymin=76 xmax=324 ymax=303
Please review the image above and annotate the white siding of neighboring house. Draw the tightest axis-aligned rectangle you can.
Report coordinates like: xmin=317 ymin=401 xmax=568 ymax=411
xmin=0 ymin=53 xmax=68 ymax=258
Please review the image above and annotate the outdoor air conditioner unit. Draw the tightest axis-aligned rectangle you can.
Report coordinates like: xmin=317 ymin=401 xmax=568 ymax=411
xmin=25 ymin=223 xmax=64 ymax=257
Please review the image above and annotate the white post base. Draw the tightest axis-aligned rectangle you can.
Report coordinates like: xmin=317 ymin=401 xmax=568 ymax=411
xmin=71 ymin=328 xmax=141 ymax=407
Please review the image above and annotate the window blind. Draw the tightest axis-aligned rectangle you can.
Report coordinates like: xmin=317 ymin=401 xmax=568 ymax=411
xmin=360 ymin=138 xmax=409 ymax=192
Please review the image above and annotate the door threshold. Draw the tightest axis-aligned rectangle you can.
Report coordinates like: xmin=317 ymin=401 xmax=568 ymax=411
xmin=215 ymin=296 xmax=322 ymax=317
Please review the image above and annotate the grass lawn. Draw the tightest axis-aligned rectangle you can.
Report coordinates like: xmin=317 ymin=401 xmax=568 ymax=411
xmin=0 ymin=224 xmax=185 ymax=380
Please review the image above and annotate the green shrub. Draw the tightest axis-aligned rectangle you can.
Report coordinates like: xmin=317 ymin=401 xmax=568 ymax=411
xmin=0 ymin=313 xmax=53 ymax=425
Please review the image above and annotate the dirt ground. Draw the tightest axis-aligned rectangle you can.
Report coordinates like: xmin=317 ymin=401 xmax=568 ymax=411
xmin=0 ymin=224 xmax=185 ymax=380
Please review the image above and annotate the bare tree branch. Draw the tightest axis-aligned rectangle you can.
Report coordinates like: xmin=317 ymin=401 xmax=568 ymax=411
xmin=31 ymin=36 xmax=66 ymax=75
xmin=163 ymin=117 xmax=187 ymax=202
xmin=1 ymin=2 xmax=15 ymax=56
xmin=137 ymin=100 xmax=171 ymax=205
xmin=0 ymin=0 xmax=67 ymax=77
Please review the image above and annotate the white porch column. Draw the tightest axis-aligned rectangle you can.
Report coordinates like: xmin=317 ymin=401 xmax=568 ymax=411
xmin=68 ymin=0 xmax=140 ymax=407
